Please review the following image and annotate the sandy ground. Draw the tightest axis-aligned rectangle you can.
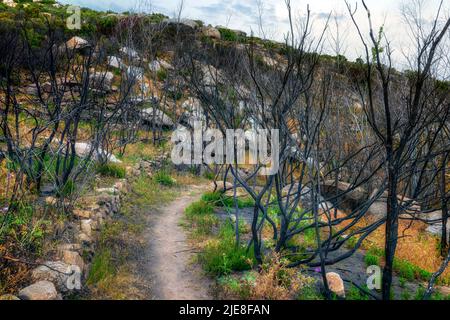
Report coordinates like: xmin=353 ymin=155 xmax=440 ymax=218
xmin=146 ymin=187 xmax=213 ymax=300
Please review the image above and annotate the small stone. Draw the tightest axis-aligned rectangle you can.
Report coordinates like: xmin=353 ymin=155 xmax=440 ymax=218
xmin=18 ymin=281 xmax=58 ymax=300
xmin=57 ymin=243 xmax=81 ymax=255
xmin=96 ymin=187 xmax=117 ymax=194
xmin=77 ymin=232 xmax=92 ymax=245
xmin=94 ymin=212 xmax=104 ymax=227
xmin=113 ymin=180 xmax=127 ymax=193
xmin=80 ymin=219 xmax=93 ymax=237
xmin=45 ymin=196 xmax=57 ymax=206
xmin=326 ymin=272 xmax=345 ymax=298
xmin=149 ymin=60 xmax=162 ymax=72
xmin=73 ymin=208 xmax=91 ymax=219
xmin=61 ymin=250 xmax=84 ymax=270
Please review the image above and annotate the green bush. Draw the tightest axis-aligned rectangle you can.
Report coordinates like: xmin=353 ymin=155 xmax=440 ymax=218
xmin=96 ymin=163 xmax=126 ymax=178
xmin=1 ymin=201 xmax=45 ymax=251
xmin=199 ymin=221 xmax=255 ymax=275
xmin=154 ymin=171 xmax=175 ymax=186
xmin=218 ymin=28 xmax=238 ymax=42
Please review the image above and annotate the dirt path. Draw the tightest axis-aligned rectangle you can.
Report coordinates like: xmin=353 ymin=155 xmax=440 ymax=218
xmin=146 ymin=187 xmax=213 ymax=300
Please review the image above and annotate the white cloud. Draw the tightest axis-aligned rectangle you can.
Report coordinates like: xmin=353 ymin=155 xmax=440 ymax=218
xmin=58 ymin=0 xmax=449 ymax=68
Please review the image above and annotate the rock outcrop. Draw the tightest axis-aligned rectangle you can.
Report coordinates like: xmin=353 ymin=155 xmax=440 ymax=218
xmin=201 ymin=26 xmax=221 ymax=39
xmin=64 ymin=36 xmax=90 ymax=51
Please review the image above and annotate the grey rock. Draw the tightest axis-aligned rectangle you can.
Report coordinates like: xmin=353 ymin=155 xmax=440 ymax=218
xmin=90 ymin=71 xmax=114 ymax=92
xmin=163 ymin=18 xmax=199 ymax=30
xmin=141 ymin=107 xmax=174 ymax=127
xmin=31 ymin=261 xmax=74 ymax=292
xmin=18 ymin=281 xmax=58 ymax=300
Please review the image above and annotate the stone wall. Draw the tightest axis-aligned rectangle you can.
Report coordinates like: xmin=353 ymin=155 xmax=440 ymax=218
xmin=1 ymin=179 xmax=129 ymax=300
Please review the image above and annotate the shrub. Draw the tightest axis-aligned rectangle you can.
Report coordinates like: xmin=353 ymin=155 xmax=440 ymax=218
xmin=218 ymin=28 xmax=238 ymax=42
xmin=2 ymin=201 xmax=46 ymax=251
xmin=96 ymin=163 xmax=126 ymax=178
xmin=154 ymin=171 xmax=175 ymax=187
xmin=218 ymin=273 xmax=254 ymax=299
xmin=244 ymin=253 xmax=315 ymax=300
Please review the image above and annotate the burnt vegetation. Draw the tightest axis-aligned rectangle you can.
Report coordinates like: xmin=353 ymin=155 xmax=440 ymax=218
xmin=0 ymin=0 xmax=449 ymax=300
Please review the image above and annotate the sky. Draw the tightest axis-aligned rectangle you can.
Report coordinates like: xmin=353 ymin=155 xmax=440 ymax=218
xmin=58 ymin=0 xmax=450 ymax=70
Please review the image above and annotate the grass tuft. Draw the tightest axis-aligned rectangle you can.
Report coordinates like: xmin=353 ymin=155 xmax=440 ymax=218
xmin=154 ymin=171 xmax=175 ymax=187
xmin=96 ymin=163 xmax=126 ymax=179
xmin=198 ymin=221 xmax=255 ymax=276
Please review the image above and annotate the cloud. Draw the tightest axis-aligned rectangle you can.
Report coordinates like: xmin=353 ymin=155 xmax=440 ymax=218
xmin=59 ymin=0 xmax=130 ymax=12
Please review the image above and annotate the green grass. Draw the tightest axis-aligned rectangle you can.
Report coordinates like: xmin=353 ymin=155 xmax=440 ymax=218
xmin=154 ymin=171 xmax=175 ymax=187
xmin=393 ymin=258 xmax=432 ymax=282
xmin=411 ymin=286 xmax=449 ymax=300
xmin=57 ymin=179 xmax=76 ymax=198
xmin=297 ymin=283 xmax=324 ymax=300
xmin=85 ymin=174 xmax=177 ymax=297
xmin=128 ymin=174 xmax=176 ymax=208
xmin=96 ymin=163 xmax=126 ymax=179
xmin=199 ymin=221 xmax=255 ymax=276
xmin=185 ymin=200 xmax=214 ymax=216
xmin=346 ymin=284 xmax=370 ymax=300
xmin=201 ymin=191 xmax=255 ymax=209
xmin=156 ymin=69 xmax=168 ymax=81
xmin=217 ymin=273 xmax=255 ymax=299
xmin=185 ymin=200 xmax=218 ymax=236
xmin=87 ymin=249 xmax=114 ymax=285
xmin=364 ymin=247 xmax=433 ymax=282
xmin=0 ymin=201 xmax=46 ymax=251
xmin=364 ymin=250 xmax=381 ymax=267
